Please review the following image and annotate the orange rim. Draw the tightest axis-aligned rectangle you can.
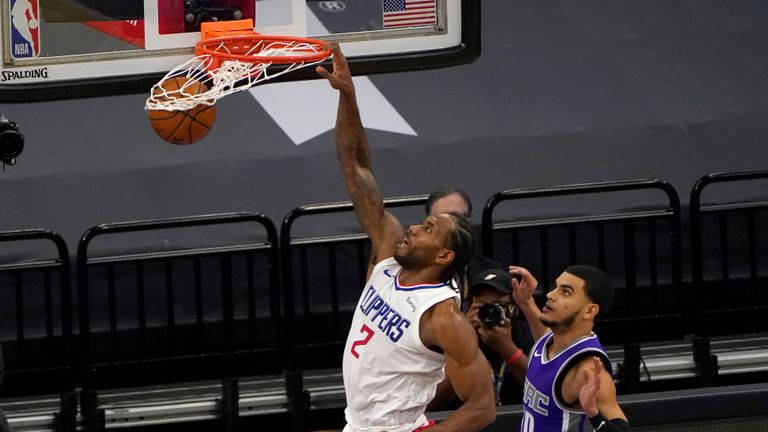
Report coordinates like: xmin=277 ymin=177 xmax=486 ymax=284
xmin=195 ymin=34 xmax=331 ymax=64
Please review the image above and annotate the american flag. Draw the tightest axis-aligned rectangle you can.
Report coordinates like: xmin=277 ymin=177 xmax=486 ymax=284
xmin=383 ymin=0 xmax=437 ymax=29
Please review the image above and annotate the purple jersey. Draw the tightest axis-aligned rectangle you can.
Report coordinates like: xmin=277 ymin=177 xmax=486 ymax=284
xmin=520 ymin=332 xmax=611 ymax=432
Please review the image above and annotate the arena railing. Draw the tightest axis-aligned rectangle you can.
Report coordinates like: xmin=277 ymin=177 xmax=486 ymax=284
xmin=280 ymin=195 xmax=428 ymax=429
xmin=0 ymin=229 xmax=74 ymax=397
xmin=429 ymin=382 xmax=768 ymax=431
xmin=690 ymin=169 xmax=768 ymax=337
xmin=76 ymin=212 xmax=280 ymax=395
xmin=481 ymin=179 xmax=684 ymax=390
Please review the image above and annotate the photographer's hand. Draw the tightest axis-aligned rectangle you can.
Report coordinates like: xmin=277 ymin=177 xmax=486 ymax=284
xmin=466 ymin=302 xmax=528 ymax=386
xmin=475 ymin=314 xmax=514 ymax=358
xmin=477 ymin=319 xmax=528 ymax=385
xmin=465 ymin=303 xmax=483 ymax=331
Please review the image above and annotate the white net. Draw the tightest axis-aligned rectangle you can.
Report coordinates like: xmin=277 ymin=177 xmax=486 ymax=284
xmin=145 ymin=38 xmax=330 ymax=112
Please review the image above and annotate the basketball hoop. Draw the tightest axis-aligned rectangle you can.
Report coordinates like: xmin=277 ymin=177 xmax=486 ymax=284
xmin=145 ymin=20 xmax=331 ymax=112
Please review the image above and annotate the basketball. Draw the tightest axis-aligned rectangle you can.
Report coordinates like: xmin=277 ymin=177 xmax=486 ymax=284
xmin=147 ymin=77 xmax=216 ymax=145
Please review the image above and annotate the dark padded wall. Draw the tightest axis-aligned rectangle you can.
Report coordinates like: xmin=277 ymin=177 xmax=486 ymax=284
xmin=2 ymin=0 xmax=768 ymax=253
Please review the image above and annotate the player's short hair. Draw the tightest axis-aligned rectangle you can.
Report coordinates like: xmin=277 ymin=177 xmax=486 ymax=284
xmin=425 ymin=186 xmax=473 ymax=218
xmin=564 ymin=265 xmax=613 ymax=322
xmin=440 ymin=213 xmax=475 ymax=283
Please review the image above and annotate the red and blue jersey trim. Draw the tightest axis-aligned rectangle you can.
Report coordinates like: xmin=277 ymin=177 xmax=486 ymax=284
xmin=393 ymin=270 xmax=448 ymax=291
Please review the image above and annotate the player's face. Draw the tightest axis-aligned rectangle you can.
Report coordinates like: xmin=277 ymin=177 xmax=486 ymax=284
xmin=395 ymin=214 xmax=454 ymax=269
xmin=540 ymin=272 xmax=595 ymax=329
xmin=430 ymin=193 xmax=470 ymax=219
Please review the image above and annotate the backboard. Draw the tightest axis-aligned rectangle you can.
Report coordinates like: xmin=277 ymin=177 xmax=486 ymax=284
xmin=1 ymin=0 xmax=479 ymax=102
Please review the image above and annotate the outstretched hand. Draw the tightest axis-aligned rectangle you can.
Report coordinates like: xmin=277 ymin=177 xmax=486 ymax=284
xmin=578 ymin=357 xmax=603 ymax=418
xmin=508 ymin=266 xmax=537 ymax=305
xmin=315 ymin=42 xmax=354 ymax=94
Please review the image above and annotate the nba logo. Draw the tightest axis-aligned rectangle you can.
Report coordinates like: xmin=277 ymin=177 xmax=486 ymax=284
xmin=9 ymin=0 xmax=41 ymax=58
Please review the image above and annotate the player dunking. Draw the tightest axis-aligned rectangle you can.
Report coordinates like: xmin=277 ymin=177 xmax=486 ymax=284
xmin=316 ymin=43 xmax=496 ymax=432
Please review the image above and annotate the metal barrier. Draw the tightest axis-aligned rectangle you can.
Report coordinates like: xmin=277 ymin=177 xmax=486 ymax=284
xmin=0 ymin=229 xmax=73 ymax=397
xmin=76 ymin=212 xmax=280 ymax=393
xmin=481 ymin=179 xmax=684 ymax=349
xmin=429 ymin=382 xmax=768 ymax=431
xmin=4 ymin=173 xmax=768 ymax=430
xmin=280 ymin=195 xmax=428 ymax=429
xmin=690 ymin=169 xmax=768 ymax=337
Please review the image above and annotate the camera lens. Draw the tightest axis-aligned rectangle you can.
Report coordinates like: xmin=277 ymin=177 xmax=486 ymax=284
xmin=0 ymin=129 xmax=24 ymax=161
xmin=478 ymin=303 xmax=504 ymax=327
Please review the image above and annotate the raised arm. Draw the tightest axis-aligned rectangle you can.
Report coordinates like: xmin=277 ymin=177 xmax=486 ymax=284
xmin=317 ymin=43 xmax=403 ymax=276
xmin=420 ymin=300 xmax=496 ymax=431
xmin=509 ymin=266 xmax=549 ymax=341
xmin=565 ymin=357 xmax=630 ymax=431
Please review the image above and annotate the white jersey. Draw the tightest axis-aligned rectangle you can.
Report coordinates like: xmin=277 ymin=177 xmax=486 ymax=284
xmin=342 ymin=257 xmax=460 ymax=432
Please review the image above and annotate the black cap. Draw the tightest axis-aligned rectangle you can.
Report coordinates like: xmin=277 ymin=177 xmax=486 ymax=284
xmin=470 ymin=269 xmax=513 ymax=295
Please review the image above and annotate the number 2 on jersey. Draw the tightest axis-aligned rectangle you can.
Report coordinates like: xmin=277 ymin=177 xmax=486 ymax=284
xmin=350 ymin=324 xmax=374 ymax=358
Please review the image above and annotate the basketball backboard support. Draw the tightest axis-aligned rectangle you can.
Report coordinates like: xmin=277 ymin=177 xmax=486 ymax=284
xmin=0 ymin=0 xmax=479 ymax=102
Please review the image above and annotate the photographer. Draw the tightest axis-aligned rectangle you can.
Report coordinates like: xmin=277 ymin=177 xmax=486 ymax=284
xmin=467 ymin=269 xmax=534 ymax=405
xmin=430 ymin=269 xmax=534 ymax=409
